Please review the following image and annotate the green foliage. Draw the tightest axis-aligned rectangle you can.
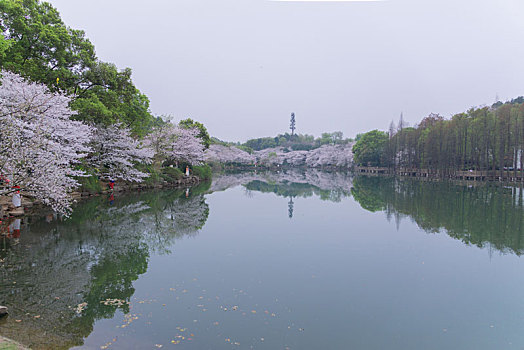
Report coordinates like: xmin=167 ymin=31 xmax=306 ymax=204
xmin=192 ymin=164 xmax=212 ymax=180
xmin=179 ymin=118 xmax=211 ymax=148
xmin=190 ymin=179 xmax=211 ymax=194
xmin=72 ymin=62 xmax=155 ymax=136
xmin=136 ymin=163 xmax=162 ymax=186
xmin=352 ymin=176 xmax=524 ymax=254
xmin=352 ymin=130 xmax=389 ymax=166
xmin=291 ymin=143 xmax=314 ymax=151
xmin=210 ymin=137 xmax=228 ymax=146
xmin=378 ymin=100 xmax=524 ymax=174
xmin=0 ymin=0 xmax=96 ymax=91
xmin=0 ymin=343 xmax=18 ymax=350
xmin=244 ymin=179 xmax=350 ymax=203
xmin=0 ymin=34 xmax=12 ymax=62
xmin=78 ymin=174 xmax=102 ymax=193
xmin=236 ymin=145 xmax=253 ymax=154
xmin=243 ymin=132 xmax=350 ymax=151
xmin=0 ymin=0 xmax=155 ymax=136
xmin=245 ymin=137 xmax=278 ymax=150
xmin=350 ymin=176 xmax=387 ymax=212
xmin=161 ymin=167 xmax=184 ymax=183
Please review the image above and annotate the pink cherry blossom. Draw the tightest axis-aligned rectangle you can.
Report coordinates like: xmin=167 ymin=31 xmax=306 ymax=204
xmin=0 ymin=71 xmax=93 ymax=215
xmin=88 ymin=123 xmax=154 ymax=182
xmin=145 ymin=124 xmax=204 ymax=165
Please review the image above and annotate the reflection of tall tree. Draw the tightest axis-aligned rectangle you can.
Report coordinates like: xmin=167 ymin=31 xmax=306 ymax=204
xmin=242 ymin=172 xmax=352 ymax=218
xmin=244 ymin=179 xmax=351 ymax=203
xmin=0 ymin=187 xmax=210 ymax=349
xmin=351 ymin=176 xmax=524 ymax=255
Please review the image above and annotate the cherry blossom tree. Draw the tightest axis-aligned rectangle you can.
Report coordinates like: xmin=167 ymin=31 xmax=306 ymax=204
xmin=146 ymin=124 xmax=204 ymax=166
xmin=89 ymin=123 xmax=154 ymax=182
xmin=0 ymin=71 xmax=92 ymax=214
xmin=204 ymin=144 xmax=256 ymax=165
xmin=171 ymin=126 xmax=205 ymax=165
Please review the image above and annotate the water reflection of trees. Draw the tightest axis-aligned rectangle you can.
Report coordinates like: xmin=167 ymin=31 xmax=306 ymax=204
xmin=351 ymin=176 xmax=524 ymax=255
xmin=224 ymin=170 xmax=353 ymax=218
xmin=211 ymin=170 xmax=352 ymax=218
xmin=0 ymin=184 xmax=210 ymax=349
xmin=211 ymin=169 xmax=353 ymax=199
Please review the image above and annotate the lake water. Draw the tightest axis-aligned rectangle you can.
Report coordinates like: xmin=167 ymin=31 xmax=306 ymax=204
xmin=1 ymin=171 xmax=524 ymax=350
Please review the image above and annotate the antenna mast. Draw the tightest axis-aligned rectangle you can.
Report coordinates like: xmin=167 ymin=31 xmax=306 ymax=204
xmin=290 ymin=113 xmax=296 ymax=136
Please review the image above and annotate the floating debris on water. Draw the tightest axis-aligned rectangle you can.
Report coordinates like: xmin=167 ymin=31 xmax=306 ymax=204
xmin=100 ymin=298 xmax=129 ymax=306
xmin=75 ymin=302 xmax=87 ymax=314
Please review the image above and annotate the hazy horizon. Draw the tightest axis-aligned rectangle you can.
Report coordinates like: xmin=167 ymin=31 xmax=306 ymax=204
xmin=47 ymin=0 xmax=524 ymax=142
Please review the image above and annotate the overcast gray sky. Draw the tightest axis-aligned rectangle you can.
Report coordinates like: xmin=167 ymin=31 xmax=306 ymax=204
xmin=48 ymin=0 xmax=524 ymax=141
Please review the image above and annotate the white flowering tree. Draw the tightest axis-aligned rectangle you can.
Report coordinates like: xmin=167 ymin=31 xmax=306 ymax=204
xmin=171 ymin=126 xmax=205 ymax=165
xmin=89 ymin=123 xmax=154 ymax=182
xmin=0 ymin=71 xmax=92 ymax=214
xmin=146 ymin=124 xmax=204 ymax=166
xmin=204 ymin=144 xmax=256 ymax=165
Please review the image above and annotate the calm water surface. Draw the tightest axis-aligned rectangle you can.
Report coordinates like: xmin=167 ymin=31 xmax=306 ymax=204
xmin=1 ymin=171 xmax=524 ymax=350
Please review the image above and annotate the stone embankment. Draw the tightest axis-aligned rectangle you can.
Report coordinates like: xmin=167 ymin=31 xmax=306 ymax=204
xmin=204 ymin=143 xmax=355 ymax=169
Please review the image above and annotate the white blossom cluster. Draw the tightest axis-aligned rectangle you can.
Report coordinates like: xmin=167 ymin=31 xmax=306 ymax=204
xmin=0 ymin=72 xmax=204 ymax=215
xmin=89 ymin=123 xmax=154 ymax=182
xmin=145 ymin=124 xmax=205 ymax=165
xmin=206 ymin=143 xmax=354 ymax=168
xmin=304 ymin=144 xmax=355 ymax=168
xmin=255 ymin=144 xmax=354 ymax=168
xmin=204 ymin=144 xmax=256 ymax=165
xmin=0 ymin=71 xmax=92 ymax=214
xmin=209 ymin=169 xmax=353 ymax=194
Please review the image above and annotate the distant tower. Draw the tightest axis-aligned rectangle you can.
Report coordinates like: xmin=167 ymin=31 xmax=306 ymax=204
xmin=290 ymin=113 xmax=296 ymax=136
xmin=288 ymin=197 xmax=294 ymax=219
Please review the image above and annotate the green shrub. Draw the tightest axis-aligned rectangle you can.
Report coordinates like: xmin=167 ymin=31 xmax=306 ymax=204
xmin=192 ymin=164 xmax=212 ymax=180
xmin=291 ymin=143 xmax=314 ymax=151
xmin=235 ymin=145 xmax=254 ymax=154
xmin=78 ymin=174 xmax=102 ymax=193
xmin=144 ymin=169 xmax=162 ymax=186
xmin=161 ymin=167 xmax=184 ymax=183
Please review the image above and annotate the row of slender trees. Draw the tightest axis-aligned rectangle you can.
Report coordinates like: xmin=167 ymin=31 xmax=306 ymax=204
xmin=353 ymin=99 xmax=524 ymax=177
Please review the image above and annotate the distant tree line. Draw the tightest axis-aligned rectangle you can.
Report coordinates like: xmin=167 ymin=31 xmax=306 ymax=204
xmin=239 ymin=132 xmax=352 ymax=152
xmin=353 ymin=99 xmax=524 ymax=176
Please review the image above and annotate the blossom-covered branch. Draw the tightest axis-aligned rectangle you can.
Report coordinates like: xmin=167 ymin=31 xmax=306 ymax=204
xmin=0 ymin=71 xmax=93 ymax=214
xmin=88 ymin=123 xmax=154 ymax=182
xmin=145 ymin=124 xmax=204 ymax=166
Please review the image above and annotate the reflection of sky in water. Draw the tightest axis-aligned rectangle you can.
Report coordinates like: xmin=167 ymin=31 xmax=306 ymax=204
xmin=2 ymin=175 xmax=524 ymax=349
